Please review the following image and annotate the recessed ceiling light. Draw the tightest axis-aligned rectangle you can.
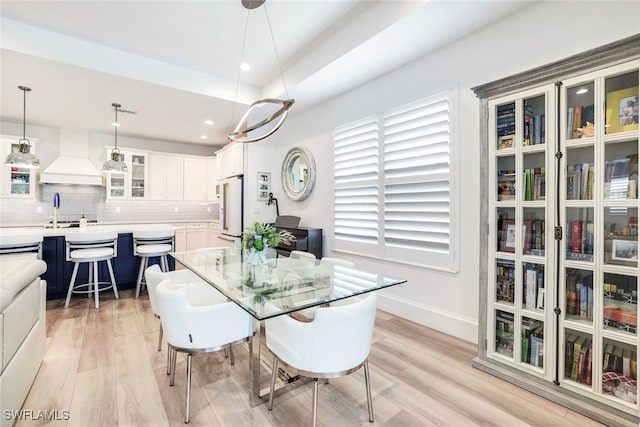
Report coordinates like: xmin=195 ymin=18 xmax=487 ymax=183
xmin=111 ymin=122 xmax=120 ymax=127
xmin=204 ymin=119 xmax=213 ymax=125
xmin=200 ymin=135 xmax=207 ymax=140
xmin=240 ymin=62 xmax=251 ymax=72
xmin=576 ymin=88 xmax=588 ymax=95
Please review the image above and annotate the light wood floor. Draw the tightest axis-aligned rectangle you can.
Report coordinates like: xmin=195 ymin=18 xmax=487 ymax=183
xmin=17 ymin=290 xmax=604 ymax=427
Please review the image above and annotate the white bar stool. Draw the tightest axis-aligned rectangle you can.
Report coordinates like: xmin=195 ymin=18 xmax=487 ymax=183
xmin=0 ymin=230 xmax=44 ymax=260
xmin=133 ymin=228 xmax=176 ymax=299
xmin=64 ymin=230 xmax=119 ymax=309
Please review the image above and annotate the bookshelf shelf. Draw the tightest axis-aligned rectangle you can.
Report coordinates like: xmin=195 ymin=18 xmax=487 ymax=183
xmin=476 ymin=38 xmax=640 ymax=425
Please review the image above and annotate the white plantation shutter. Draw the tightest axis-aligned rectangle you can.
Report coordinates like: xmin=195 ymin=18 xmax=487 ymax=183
xmin=334 ymin=117 xmax=379 ymax=251
xmin=383 ymin=96 xmax=450 ymax=255
xmin=333 ymin=91 xmax=456 ymax=270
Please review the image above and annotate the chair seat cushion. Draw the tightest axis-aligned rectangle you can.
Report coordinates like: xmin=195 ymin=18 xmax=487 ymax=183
xmin=70 ymin=247 xmax=114 ymax=261
xmin=137 ymin=244 xmax=172 ymax=255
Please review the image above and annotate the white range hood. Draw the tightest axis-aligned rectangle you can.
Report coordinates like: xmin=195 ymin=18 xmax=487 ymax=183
xmin=39 ymin=128 xmax=103 ymax=186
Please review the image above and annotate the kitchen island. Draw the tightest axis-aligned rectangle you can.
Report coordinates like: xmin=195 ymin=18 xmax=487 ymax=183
xmin=0 ymin=222 xmax=218 ymax=299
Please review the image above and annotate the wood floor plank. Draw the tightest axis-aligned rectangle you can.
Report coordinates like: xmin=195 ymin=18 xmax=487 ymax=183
xmin=17 ymin=293 xmax=608 ymax=427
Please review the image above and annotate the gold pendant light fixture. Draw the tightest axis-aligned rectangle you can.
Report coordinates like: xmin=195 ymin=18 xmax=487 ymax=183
xmin=4 ymin=86 xmax=40 ymax=169
xmin=102 ymin=103 xmax=128 ymax=174
xmin=228 ymin=0 xmax=295 ymax=143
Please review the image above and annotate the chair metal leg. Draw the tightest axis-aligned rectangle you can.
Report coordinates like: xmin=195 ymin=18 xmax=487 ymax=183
xmin=268 ymin=356 xmax=279 ymax=410
xmin=229 ymin=344 xmax=235 ymax=365
xmin=161 ymin=254 xmax=168 ymax=272
xmin=64 ymin=262 xmax=80 ymax=308
xmin=185 ymin=353 xmax=193 ymax=424
xmin=93 ymin=260 xmax=100 ymax=308
xmin=364 ymin=361 xmax=374 ymax=422
xmin=170 ymin=348 xmax=177 ymax=386
xmin=87 ymin=262 xmax=93 ymax=298
xmin=167 ymin=345 xmax=172 ymax=376
xmin=158 ymin=323 xmax=163 ymax=352
xmin=106 ymin=259 xmax=119 ymax=299
xmin=135 ymin=257 xmax=146 ymax=298
xmin=312 ymin=378 xmax=319 ymax=427
xmin=224 ymin=347 xmax=229 ymax=358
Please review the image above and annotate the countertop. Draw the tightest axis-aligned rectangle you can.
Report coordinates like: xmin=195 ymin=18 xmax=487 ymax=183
xmin=0 ymin=220 xmax=220 ymax=238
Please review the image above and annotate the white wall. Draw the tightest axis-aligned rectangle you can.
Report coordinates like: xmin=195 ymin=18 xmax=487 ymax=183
xmin=245 ymin=1 xmax=640 ymax=343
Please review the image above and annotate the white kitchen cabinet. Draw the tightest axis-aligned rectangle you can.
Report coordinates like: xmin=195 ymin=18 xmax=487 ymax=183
xmin=148 ymin=154 xmax=184 ymax=200
xmin=183 ymin=157 xmax=207 ymax=200
xmin=206 ymin=157 xmax=218 ymax=201
xmin=105 ymin=149 xmax=147 ymax=200
xmin=218 ymin=142 xmax=244 ymax=179
xmin=186 ymin=222 xmax=208 ymax=250
xmin=174 ymin=224 xmax=187 ymax=252
xmin=1 ymin=136 xmax=38 ymax=200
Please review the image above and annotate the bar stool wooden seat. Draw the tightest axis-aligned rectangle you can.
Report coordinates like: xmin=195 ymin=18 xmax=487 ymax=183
xmin=64 ymin=229 xmax=119 ymax=309
xmin=133 ymin=227 xmax=175 ymax=299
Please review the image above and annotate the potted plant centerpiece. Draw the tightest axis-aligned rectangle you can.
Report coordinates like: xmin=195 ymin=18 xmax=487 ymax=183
xmin=242 ymin=222 xmax=294 ymax=266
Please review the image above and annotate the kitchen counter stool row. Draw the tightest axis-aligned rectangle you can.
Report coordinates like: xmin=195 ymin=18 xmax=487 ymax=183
xmin=0 ymin=226 xmax=178 ymax=304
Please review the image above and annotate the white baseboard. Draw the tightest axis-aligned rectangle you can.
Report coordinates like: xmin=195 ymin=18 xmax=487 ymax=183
xmin=377 ymin=293 xmax=478 ymax=344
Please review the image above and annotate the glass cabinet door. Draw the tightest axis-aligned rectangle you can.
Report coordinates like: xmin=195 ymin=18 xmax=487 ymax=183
xmin=561 ymin=64 xmax=639 ymax=411
xmin=2 ymin=140 xmax=37 ymax=199
xmin=489 ymin=86 xmax=553 ymax=374
xmin=130 ymin=154 xmax=145 ymax=198
xmin=106 ymin=150 xmax=147 ymax=199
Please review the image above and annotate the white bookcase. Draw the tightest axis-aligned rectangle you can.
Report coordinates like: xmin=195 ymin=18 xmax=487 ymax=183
xmin=475 ymin=35 xmax=640 ymax=426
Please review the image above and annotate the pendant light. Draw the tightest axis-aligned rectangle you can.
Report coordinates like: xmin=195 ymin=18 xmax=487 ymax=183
xmin=102 ymin=103 xmax=128 ymax=174
xmin=4 ymin=86 xmax=40 ymax=169
xmin=227 ymin=0 xmax=294 ymax=143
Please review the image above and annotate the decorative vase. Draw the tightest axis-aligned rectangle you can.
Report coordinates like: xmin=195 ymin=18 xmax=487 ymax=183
xmin=247 ymin=246 xmax=268 ymax=266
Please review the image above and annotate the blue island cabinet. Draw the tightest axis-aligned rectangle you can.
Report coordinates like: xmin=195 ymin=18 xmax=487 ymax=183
xmin=43 ymin=233 xmax=167 ymax=300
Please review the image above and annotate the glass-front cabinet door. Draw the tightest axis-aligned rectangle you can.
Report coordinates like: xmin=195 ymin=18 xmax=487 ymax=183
xmin=488 ymin=84 xmax=555 ymax=378
xmin=561 ymin=62 xmax=639 ymax=411
xmin=106 ymin=148 xmax=147 ymax=199
xmin=1 ymin=137 xmax=38 ymax=199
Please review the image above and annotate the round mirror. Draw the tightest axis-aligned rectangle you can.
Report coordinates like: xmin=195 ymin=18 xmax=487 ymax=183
xmin=282 ymin=147 xmax=316 ymax=201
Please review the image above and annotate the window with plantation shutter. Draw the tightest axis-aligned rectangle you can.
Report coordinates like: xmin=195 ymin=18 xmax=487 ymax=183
xmin=333 ymin=91 xmax=457 ymax=271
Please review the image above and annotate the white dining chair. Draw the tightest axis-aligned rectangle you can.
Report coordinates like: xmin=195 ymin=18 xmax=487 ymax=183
xmin=156 ymin=279 xmax=254 ymax=424
xmin=266 ymin=293 xmax=377 ymax=426
xmin=319 ymin=256 xmax=355 ymax=268
xmin=289 ymin=250 xmax=316 ymax=261
xmin=145 ymin=265 xmax=227 ymax=352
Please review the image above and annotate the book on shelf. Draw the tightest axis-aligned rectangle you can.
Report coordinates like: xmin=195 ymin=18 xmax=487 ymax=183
xmin=632 ymin=353 xmax=637 ymax=380
xmin=611 ymin=346 xmax=624 ymax=373
xmin=496 ymin=260 xmax=515 ymax=303
xmin=603 ymin=343 xmax=614 ymax=371
xmin=580 ymin=162 xmax=590 ymax=200
xmin=566 ymin=274 xmax=578 ymax=316
xmin=524 ymin=267 xmax=537 ymax=309
xmin=570 ymin=221 xmax=582 ymax=253
xmin=623 ymin=349 xmax=632 ymax=377
xmin=577 ymin=340 xmax=591 ymax=383
xmin=585 ymin=344 xmax=593 ymax=385
xmin=567 ymin=107 xmax=574 ymax=140
xmin=565 ymin=334 xmax=577 ymax=376
xmin=495 ymin=311 xmax=515 ymax=357
xmin=571 ymin=336 xmax=586 ymax=380
xmin=572 ymin=105 xmax=583 ymax=139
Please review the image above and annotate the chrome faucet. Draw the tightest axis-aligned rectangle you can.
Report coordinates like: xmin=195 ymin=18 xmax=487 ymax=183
xmin=53 ymin=192 xmax=60 ymax=228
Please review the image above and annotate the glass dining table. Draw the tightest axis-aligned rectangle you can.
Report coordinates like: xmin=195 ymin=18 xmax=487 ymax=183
xmin=170 ymin=247 xmax=406 ymax=406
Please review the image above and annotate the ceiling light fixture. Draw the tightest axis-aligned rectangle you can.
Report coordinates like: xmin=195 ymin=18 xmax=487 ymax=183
xmin=102 ymin=103 xmax=128 ymax=175
xmin=5 ymin=86 xmax=40 ymax=169
xmin=227 ymin=0 xmax=295 ymax=143
xmin=204 ymin=120 xmax=213 ymax=125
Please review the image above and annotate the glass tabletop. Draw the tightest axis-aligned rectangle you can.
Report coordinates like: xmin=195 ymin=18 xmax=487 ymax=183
xmin=170 ymin=247 xmax=406 ymax=320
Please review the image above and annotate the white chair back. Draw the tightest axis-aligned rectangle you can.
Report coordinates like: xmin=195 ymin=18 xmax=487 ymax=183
xmin=65 ymin=230 xmax=118 ymax=261
xmin=319 ymin=257 xmax=355 ymax=268
xmin=266 ymin=293 xmax=377 ymax=374
xmin=289 ymin=250 xmax=316 ymax=260
xmin=133 ymin=228 xmax=175 ymax=255
xmin=156 ymin=279 xmax=253 ymax=350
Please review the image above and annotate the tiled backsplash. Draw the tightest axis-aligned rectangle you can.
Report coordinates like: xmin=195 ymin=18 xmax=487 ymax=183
xmin=0 ymin=184 xmax=218 ymax=226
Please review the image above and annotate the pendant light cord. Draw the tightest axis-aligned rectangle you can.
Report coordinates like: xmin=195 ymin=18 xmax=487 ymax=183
xmin=22 ymin=87 xmax=26 ymax=140
xmin=263 ymin=3 xmax=289 ymax=98
xmin=231 ymin=9 xmax=251 ymax=125
xmin=114 ymin=107 xmax=118 ymax=149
